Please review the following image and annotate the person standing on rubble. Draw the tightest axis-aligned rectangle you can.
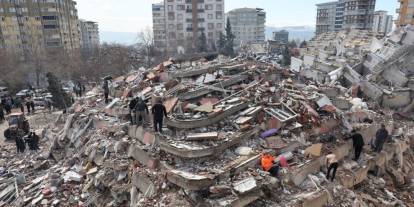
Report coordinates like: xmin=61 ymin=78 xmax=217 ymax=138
xmin=0 ymin=103 xmax=4 ymax=122
xmin=135 ymin=98 xmax=148 ymax=126
xmin=129 ymin=97 xmax=138 ymax=125
xmin=30 ymin=100 xmax=35 ymax=113
xmin=348 ymin=130 xmax=365 ymax=161
xmin=325 ymin=153 xmax=338 ymax=181
xmin=25 ymin=98 xmax=31 ymax=114
xmin=11 ymin=127 xmax=26 ymax=153
xmin=103 ymin=80 xmax=109 ymax=104
xmin=374 ymin=124 xmax=389 ymax=153
xmin=152 ymin=99 xmax=167 ymax=133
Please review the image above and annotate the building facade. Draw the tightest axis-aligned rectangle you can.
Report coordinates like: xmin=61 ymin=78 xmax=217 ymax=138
xmin=372 ymin=10 xmax=393 ymax=34
xmin=226 ymin=8 xmax=266 ymax=47
xmin=273 ymin=30 xmax=289 ymax=44
xmin=80 ymin=20 xmax=100 ymax=54
xmin=315 ymin=0 xmax=376 ymax=35
xmin=0 ymin=0 xmax=81 ymax=56
xmin=396 ymin=0 xmax=414 ymax=27
xmin=152 ymin=0 xmax=225 ymax=54
xmin=316 ymin=1 xmax=338 ymax=35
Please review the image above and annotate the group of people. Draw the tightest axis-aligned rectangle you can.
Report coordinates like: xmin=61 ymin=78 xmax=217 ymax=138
xmin=325 ymin=124 xmax=389 ymax=181
xmin=260 ymin=124 xmax=390 ymax=182
xmin=14 ymin=130 xmax=40 ymax=153
xmin=73 ymin=82 xmax=86 ymax=97
xmin=20 ymin=98 xmax=36 ymax=114
xmin=129 ymin=97 xmax=167 ymax=133
xmin=1 ymin=96 xmax=14 ymax=115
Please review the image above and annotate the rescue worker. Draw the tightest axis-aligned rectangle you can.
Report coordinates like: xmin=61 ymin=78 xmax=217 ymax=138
xmin=326 ymin=153 xmax=338 ymax=181
xmin=151 ymin=100 xmax=167 ymax=133
xmin=11 ymin=127 xmax=26 ymax=153
xmin=19 ymin=102 xmax=25 ymax=114
xmin=261 ymin=153 xmax=279 ymax=177
xmin=103 ymin=80 xmax=109 ymax=104
xmin=26 ymin=99 xmax=31 ymax=114
xmin=0 ymin=103 xmax=4 ymax=122
xmin=129 ymin=97 xmax=138 ymax=125
xmin=26 ymin=132 xmax=40 ymax=151
xmin=30 ymin=100 xmax=35 ymax=113
xmin=134 ymin=98 xmax=148 ymax=126
xmin=374 ymin=124 xmax=389 ymax=153
xmin=349 ymin=130 xmax=365 ymax=161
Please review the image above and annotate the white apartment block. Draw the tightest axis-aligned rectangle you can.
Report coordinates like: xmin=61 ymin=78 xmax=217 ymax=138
xmin=316 ymin=0 xmax=376 ymax=36
xmin=372 ymin=11 xmax=393 ymax=35
xmin=80 ymin=20 xmax=100 ymax=53
xmin=227 ymin=8 xmax=266 ymax=47
xmin=152 ymin=0 xmax=225 ymax=54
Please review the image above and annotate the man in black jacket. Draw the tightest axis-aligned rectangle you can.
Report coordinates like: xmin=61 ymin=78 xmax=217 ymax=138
xmin=152 ymin=100 xmax=167 ymax=133
xmin=349 ymin=130 xmax=364 ymax=161
xmin=374 ymin=124 xmax=389 ymax=153
xmin=135 ymin=98 xmax=149 ymax=127
xmin=129 ymin=98 xmax=137 ymax=125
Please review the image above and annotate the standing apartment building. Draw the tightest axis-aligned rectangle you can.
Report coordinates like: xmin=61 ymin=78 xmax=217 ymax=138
xmin=80 ymin=20 xmax=100 ymax=54
xmin=152 ymin=0 xmax=225 ymax=54
xmin=226 ymin=8 xmax=266 ymax=47
xmin=372 ymin=10 xmax=393 ymax=34
xmin=0 ymin=0 xmax=81 ymax=56
xmin=316 ymin=0 xmax=376 ymax=35
xmin=396 ymin=0 xmax=414 ymax=27
xmin=273 ymin=30 xmax=289 ymax=44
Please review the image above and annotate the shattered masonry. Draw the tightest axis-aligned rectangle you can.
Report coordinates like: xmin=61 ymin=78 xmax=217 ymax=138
xmin=1 ymin=26 xmax=414 ymax=207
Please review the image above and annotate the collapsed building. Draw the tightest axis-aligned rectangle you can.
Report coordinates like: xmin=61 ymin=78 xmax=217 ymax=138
xmin=1 ymin=27 xmax=414 ymax=207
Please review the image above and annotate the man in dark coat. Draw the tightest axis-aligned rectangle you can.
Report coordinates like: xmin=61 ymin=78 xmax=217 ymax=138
xmin=0 ymin=103 xmax=4 ymax=122
xmin=135 ymin=98 xmax=149 ymax=127
xmin=103 ymin=81 xmax=109 ymax=104
xmin=349 ymin=130 xmax=365 ymax=161
xmin=11 ymin=128 xmax=26 ymax=153
xmin=26 ymin=99 xmax=31 ymax=114
xmin=152 ymin=100 xmax=167 ymax=133
xmin=374 ymin=124 xmax=389 ymax=153
xmin=129 ymin=98 xmax=137 ymax=125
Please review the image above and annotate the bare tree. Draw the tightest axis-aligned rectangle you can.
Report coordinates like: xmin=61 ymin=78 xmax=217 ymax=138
xmin=137 ymin=27 xmax=155 ymax=68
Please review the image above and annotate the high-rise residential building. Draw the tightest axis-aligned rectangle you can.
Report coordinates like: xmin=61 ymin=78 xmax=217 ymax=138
xmin=396 ymin=0 xmax=414 ymax=27
xmin=226 ymin=8 xmax=266 ymax=46
xmin=80 ymin=20 xmax=100 ymax=54
xmin=0 ymin=0 xmax=81 ymax=56
xmin=316 ymin=1 xmax=338 ymax=35
xmin=342 ymin=0 xmax=376 ymax=30
xmin=152 ymin=0 xmax=225 ymax=54
xmin=372 ymin=11 xmax=393 ymax=34
xmin=315 ymin=0 xmax=376 ymax=35
xmin=273 ymin=30 xmax=289 ymax=44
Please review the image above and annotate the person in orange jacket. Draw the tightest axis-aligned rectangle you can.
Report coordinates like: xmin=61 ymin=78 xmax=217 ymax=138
xmin=261 ymin=153 xmax=279 ymax=177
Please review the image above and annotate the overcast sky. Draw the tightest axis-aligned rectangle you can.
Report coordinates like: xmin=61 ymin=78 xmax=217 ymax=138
xmin=76 ymin=0 xmax=398 ymax=33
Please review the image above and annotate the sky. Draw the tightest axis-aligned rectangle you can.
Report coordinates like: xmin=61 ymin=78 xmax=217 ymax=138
xmin=76 ymin=0 xmax=398 ymax=42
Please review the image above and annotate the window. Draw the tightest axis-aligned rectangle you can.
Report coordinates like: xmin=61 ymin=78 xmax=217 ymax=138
xmin=168 ymin=24 xmax=175 ymax=29
xmin=177 ymin=23 xmax=183 ymax=30
xmin=9 ymin=8 xmax=16 ymax=12
xmin=177 ymin=14 xmax=183 ymax=20
xmin=205 ymin=4 xmax=213 ymax=10
xmin=207 ymin=14 xmax=213 ymax=19
xmin=177 ymin=5 xmax=185 ymax=10
xmin=217 ymin=23 xmax=222 ymax=28
xmin=168 ymin=5 xmax=173 ymax=11
xmin=216 ymin=11 xmax=223 ymax=19
xmin=216 ymin=4 xmax=222 ymax=10
xmin=42 ymin=16 xmax=57 ymax=20
xmin=168 ymin=12 xmax=175 ymax=20
xmin=208 ymin=23 xmax=214 ymax=29
xmin=169 ymin=32 xmax=176 ymax=39
xmin=44 ymin=24 xmax=57 ymax=29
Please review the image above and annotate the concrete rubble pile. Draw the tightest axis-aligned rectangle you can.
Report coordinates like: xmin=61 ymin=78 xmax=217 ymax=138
xmin=1 ymin=28 xmax=414 ymax=206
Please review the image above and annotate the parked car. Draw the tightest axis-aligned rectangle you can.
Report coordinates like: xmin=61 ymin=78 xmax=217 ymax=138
xmin=16 ymin=89 xmax=34 ymax=98
xmin=0 ymin=87 xmax=9 ymax=98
